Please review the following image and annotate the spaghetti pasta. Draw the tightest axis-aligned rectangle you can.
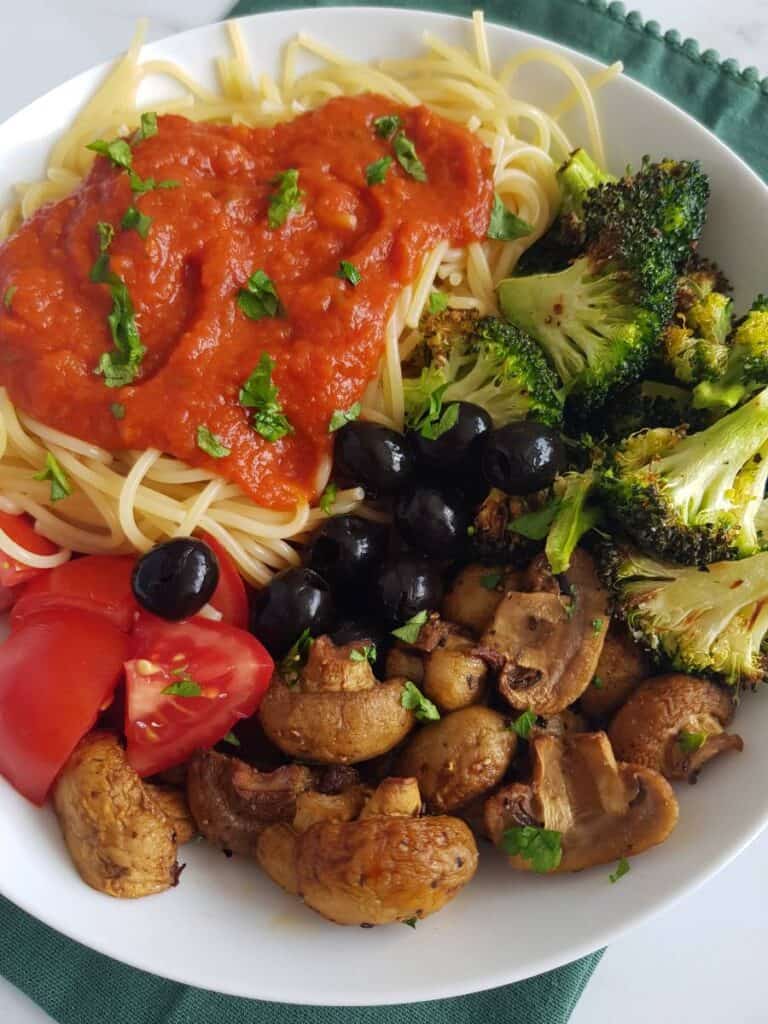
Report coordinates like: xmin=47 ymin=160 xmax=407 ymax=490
xmin=0 ymin=11 xmax=621 ymax=584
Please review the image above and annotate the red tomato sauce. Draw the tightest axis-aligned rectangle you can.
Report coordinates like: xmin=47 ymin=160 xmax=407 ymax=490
xmin=0 ymin=96 xmax=493 ymax=507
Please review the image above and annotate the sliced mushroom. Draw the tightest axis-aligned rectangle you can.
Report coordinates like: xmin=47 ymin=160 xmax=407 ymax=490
xmin=484 ymin=730 xmax=678 ymax=872
xmin=608 ymin=674 xmax=744 ymax=782
xmin=293 ymin=788 xmax=368 ymax=832
xmin=442 ymin=563 xmax=525 ymax=635
xmin=144 ymin=784 xmax=197 ymax=845
xmin=260 ymin=635 xmax=414 ymax=764
xmin=52 ymin=732 xmax=180 ymax=898
xmin=186 ymin=749 xmax=314 ymax=856
xmin=538 ymin=708 xmax=587 ymax=736
xmin=396 ymin=706 xmax=516 ymax=813
xmin=480 ymin=549 xmax=609 ymax=715
xmin=579 ymin=621 xmax=652 ymax=720
xmin=257 ymin=776 xmax=478 ymax=926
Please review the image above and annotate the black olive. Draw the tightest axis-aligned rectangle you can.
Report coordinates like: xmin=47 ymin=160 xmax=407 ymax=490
xmin=334 ymin=422 xmax=415 ymax=496
xmin=394 ymin=484 xmax=470 ymax=560
xmin=250 ymin=567 xmax=335 ymax=658
xmin=373 ymin=555 xmax=444 ymax=625
xmin=306 ymin=515 xmax=388 ymax=592
xmin=482 ymin=421 xmax=566 ymax=494
xmin=408 ymin=401 xmax=492 ymax=473
xmin=132 ymin=538 xmax=220 ymax=621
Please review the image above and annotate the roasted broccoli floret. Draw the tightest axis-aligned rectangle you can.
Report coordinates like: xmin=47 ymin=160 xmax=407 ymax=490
xmin=601 ymin=545 xmax=768 ymax=686
xmin=693 ymin=295 xmax=768 ymax=412
xmin=660 ymin=263 xmax=732 ymax=385
xmin=600 ymin=380 xmax=695 ymax=440
xmin=498 ymin=159 xmax=710 ymax=412
xmin=543 ymin=470 xmax=603 ymax=574
xmin=600 ymin=384 xmax=768 ymax=563
xmin=403 ymin=311 xmax=563 ymax=430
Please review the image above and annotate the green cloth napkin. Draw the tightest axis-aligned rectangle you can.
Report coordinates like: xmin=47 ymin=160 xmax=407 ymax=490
xmin=2 ymin=2 xmax=767 ymax=1021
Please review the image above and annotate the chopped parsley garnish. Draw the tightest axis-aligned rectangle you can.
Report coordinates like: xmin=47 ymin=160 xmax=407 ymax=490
xmin=373 ymin=114 xmax=402 ymax=140
xmin=487 ymin=194 xmax=533 ymax=241
xmin=87 ymin=137 xmax=133 ymax=170
xmin=365 ymin=156 xmax=393 ymax=186
xmin=267 ymin=169 xmax=304 ymax=229
xmin=133 ymin=111 xmax=158 ymax=143
xmin=609 ymin=857 xmax=630 ymax=884
xmin=161 ymin=676 xmax=203 ymax=697
xmin=592 ymin=676 xmax=605 ymax=689
xmin=89 ymin=221 xmax=114 ymax=283
xmin=319 ymin=481 xmax=338 ymax=515
xmin=428 ymin=290 xmax=448 ymax=315
xmin=509 ymin=708 xmax=537 ymax=740
xmin=400 ymin=680 xmax=440 ymax=722
xmin=404 ymin=372 xmax=458 ymax=440
xmin=480 ymin=571 xmax=502 ymax=590
xmin=280 ymin=628 xmax=313 ymax=685
xmin=196 ymin=425 xmax=231 ymax=459
xmin=89 ymin=222 xmax=146 ymax=387
xmin=3 ymin=285 xmax=16 ymax=311
xmin=337 ymin=260 xmax=362 ymax=286
xmin=508 ymin=499 xmax=561 ymax=540
xmin=402 ymin=917 xmax=418 ymax=929
xmin=128 ymin=172 xmax=179 ymax=194
xmin=222 ymin=730 xmax=241 ymax=747
xmin=110 ymin=402 xmax=126 ymax=420
xmin=393 ymin=131 xmax=427 ymax=182
xmin=500 ymin=826 xmax=562 ymax=873
xmin=239 ymin=353 xmax=293 ymax=442
xmin=121 ymin=206 xmax=152 ymax=240
xmin=350 ymin=643 xmax=377 ymax=664
xmin=328 ymin=402 xmax=361 ymax=432
xmin=34 ymin=452 xmax=72 ymax=502
xmin=237 ymin=270 xmax=283 ymax=321
xmin=564 ymin=585 xmax=579 ymax=620
xmin=391 ymin=609 xmax=428 ymax=644
xmin=678 ymin=730 xmax=706 ymax=754
xmin=591 ymin=618 xmax=604 ymax=634
xmin=87 ymin=120 xmax=177 ymax=194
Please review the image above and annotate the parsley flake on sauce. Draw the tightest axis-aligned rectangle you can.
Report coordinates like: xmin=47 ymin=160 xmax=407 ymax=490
xmin=365 ymin=156 xmax=393 ymax=186
xmin=373 ymin=114 xmax=402 ymax=140
xmin=133 ymin=111 xmax=158 ymax=143
xmin=86 ymin=137 xmax=133 ymax=170
xmin=196 ymin=425 xmax=231 ymax=459
xmin=319 ymin=481 xmax=338 ymax=515
xmin=237 ymin=270 xmax=283 ymax=321
xmin=487 ymin=194 xmax=533 ymax=241
xmin=121 ymin=206 xmax=152 ymax=240
xmin=34 ymin=452 xmax=72 ymax=502
xmin=239 ymin=353 xmax=293 ymax=442
xmin=89 ymin=224 xmax=146 ymax=389
xmin=500 ymin=826 xmax=562 ymax=873
xmin=328 ymin=402 xmax=361 ymax=433
xmin=391 ymin=609 xmax=428 ymax=644
xmin=267 ymin=169 xmax=304 ymax=229
xmin=3 ymin=285 xmax=16 ymax=311
xmin=337 ymin=261 xmax=362 ymax=286
xmin=393 ymin=131 xmax=427 ymax=182
xmin=110 ymin=403 xmax=126 ymax=420
xmin=400 ymin=680 xmax=440 ymax=722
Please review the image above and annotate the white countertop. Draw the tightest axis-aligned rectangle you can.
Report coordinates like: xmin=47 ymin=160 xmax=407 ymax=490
xmin=1 ymin=2 xmax=766 ymax=1021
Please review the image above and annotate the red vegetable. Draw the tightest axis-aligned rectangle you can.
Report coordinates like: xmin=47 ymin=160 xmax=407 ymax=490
xmin=201 ymin=533 xmax=249 ymax=629
xmin=0 ymin=511 xmax=62 ymax=587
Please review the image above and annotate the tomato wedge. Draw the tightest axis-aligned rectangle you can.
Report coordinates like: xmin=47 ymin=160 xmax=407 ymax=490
xmin=0 ymin=609 xmax=128 ymax=804
xmin=0 ymin=511 xmax=63 ymax=587
xmin=125 ymin=612 xmax=273 ymax=776
xmin=200 ymin=533 xmax=249 ymax=629
xmin=11 ymin=555 xmax=138 ymax=632
xmin=0 ymin=584 xmax=18 ymax=613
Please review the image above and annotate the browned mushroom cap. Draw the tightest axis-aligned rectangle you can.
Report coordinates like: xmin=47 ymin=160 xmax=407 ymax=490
xmin=484 ymin=731 xmax=678 ymax=872
xmin=422 ymin=635 xmax=488 ymax=712
xmin=385 ymin=645 xmax=425 ymax=685
xmin=144 ymin=784 xmax=197 ymax=845
xmin=52 ymin=732 xmax=180 ymax=898
xmin=442 ymin=563 xmax=525 ymax=636
xmin=608 ymin=674 xmax=744 ymax=782
xmin=257 ymin=776 xmax=478 ymax=926
xmin=259 ymin=635 xmax=414 ymax=764
xmin=480 ymin=549 xmax=609 ymax=715
xmin=579 ymin=621 xmax=652 ymax=720
xmin=186 ymin=749 xmax=314 ymax=856
xmin=396 ymin=706 xmax=516 ymax=813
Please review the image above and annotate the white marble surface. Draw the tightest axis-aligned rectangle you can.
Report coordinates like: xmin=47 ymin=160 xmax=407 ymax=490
xmin=0 ymin=1 xmax=766 ymax=1021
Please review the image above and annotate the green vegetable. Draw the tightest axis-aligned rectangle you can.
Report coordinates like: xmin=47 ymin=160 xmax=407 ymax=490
xmin=391 ymin=609 xmax=428 ymax=644
xmin=89 ymin=222 xmax=146 ymax=388
xmin=365 ymin=156 xmax=392 ymax=186
xmin=487 ymin=194 xmax=533 ymax=241
xmin=500 ymin=826 xmax=562 ymax=873
xmin=402 ymin=917 xmax=418 ymax=929
xmin=161 ymin=676 xmax=203 ymax=697
xmin=392 ymin=132 xmax=427 ymax=182
xmin=592 ymin=676 xmax=605 ymax=689
xmin=661 ymin=265 xmax=732 ymax=387
xmin=87 ymin=137 xmax=133 ymax=169
xmin=34 ymin=452 xmax=72 ymax=502
xmin=544 ymin=471 xmax=602 ymax=575
xmin=678 ymin=730 xmax=706 ymax=754
xmin=133 ymin=111 xmax=158 ymax=143
xmin=239 ymin=353 xmax=293 ymax=442
xmin=694 ymin=295 xmax=768 ymax=413
xmin=349 ymin=643 xmax=377 ymax=664
xmin=319 ymin=481 xmax=338 ymax=515
xmin=237 ymin=270 xmax=283 ymax=321
xmin=609 ymin=857 xmax=630 ymax=883
xmin=428 ymin=291 xmax=449 ymax=315
xmin=480 ymin=571 xmax=502 ymax=590
xmin=337 ymin=261 xmax=362 ymax=286
xmin=509 ymin=708 xmax=537 ymax=739
xmin=3 ymin=285 xmax=16 ymax=310
xmin=592 ymin=618 xmax=604 ymax=634
xmin=400 ymin=680 xmax=440 ymax=721
xmin=222 ymin=731 xmax=241 ymax=747
xmin=121 ymin=206 xmax=152 ymax=240
xmin=508 ymin=499 xmax=561 ymax=540
xmin=328 ymin=402 xmax=361 ymax=432
xmin=267 ymin=169 xmax=304 ymax=229
xmin=373 ymin=114 xmax=402 ymax=139
xmin=110 ymin=402 xmax=126 ymax=420
xmin=280 ymin=628 xmax=313 ymax=686
xmin=196 ymin=425 xmax=231 ymax=459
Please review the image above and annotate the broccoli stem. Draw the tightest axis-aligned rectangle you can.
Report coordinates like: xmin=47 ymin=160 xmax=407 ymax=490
xmin=545 ymin=471 xmax=601 ymax=574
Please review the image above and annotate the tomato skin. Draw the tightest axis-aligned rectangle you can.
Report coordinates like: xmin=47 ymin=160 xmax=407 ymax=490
xmin=201 ymin=534 xmax=249 ymax=629
xmin=0 ymin=610 xmax=128 ymax=805
xmin=125 ymin=612 xmax=273 ymax=777
xmin=0 ymin=584 xmax=18 ymax=613
xmin=0 ymin=511 xmax=63 ymax=587
xmin=10 ymin=555 xmax=138 ymax=632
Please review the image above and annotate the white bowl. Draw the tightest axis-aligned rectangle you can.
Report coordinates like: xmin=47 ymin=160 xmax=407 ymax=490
xmin=1 ymin=6 xmax=767 ymax=1007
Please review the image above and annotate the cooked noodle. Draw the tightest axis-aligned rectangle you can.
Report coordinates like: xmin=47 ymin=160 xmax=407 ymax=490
xmin=0 ymin=11 xmax=621 ymax=584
